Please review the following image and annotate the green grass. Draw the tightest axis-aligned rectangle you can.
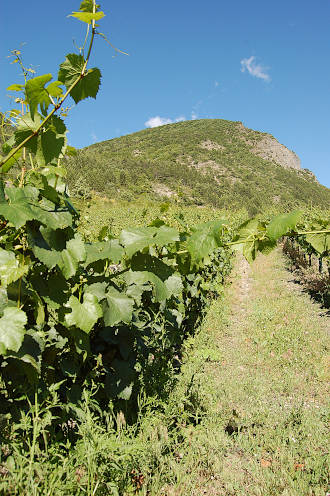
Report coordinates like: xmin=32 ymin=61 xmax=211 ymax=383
xmin=65 ymin=119 xmax=330 ymax=213
xmin=1 ymin=249 xmax=328 ymax=495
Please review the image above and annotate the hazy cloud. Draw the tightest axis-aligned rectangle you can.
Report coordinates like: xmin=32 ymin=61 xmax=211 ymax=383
xmin=145 ymin=115 xmax=186 ymax=128
xmin=191 ymin=111 xmax=198 ymax=120
xmin=240 ymin=56 xmax=271 ymax=82
xmin=91 ymin=132 xmax=98 ymax=143
xmin=214 ymin=81 xmax=219 ymax=87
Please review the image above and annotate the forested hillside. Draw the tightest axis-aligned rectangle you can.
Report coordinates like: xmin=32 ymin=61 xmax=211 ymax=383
xmin=66 ymin=119 xmax=330 ymax=213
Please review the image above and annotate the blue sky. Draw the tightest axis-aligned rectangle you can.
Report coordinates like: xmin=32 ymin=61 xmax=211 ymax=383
xmin=1 ymin=0 xmax=330 ymax=188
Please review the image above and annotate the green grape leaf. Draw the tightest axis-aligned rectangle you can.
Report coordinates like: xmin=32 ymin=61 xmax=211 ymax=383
xmin=1 ymin=148 xmax=23 ymax=174
xmin=187 ymin=220 xmax=225 ymax=262
xmin=7 ymin=84 xmax=24 ymax=91
xmin=0 ymin=307 xmax=27 ymax=355
xmin=0 ymin=249 xmax=30 ymax=287
xmin=79 ymin=0 xmax=100 ymax=12
xmin=267 ymin=211 xmax=302 ymax=241
xmin=243 ymin=240 xmax=257 ymax=264
xmin=58 ymin=54 xmax=101 ymax=104
xmin=236 ymin=218 xmax=260 ymax=239
xmin=35 ymin=115 xmax=67 ymax=166
xmin=165 ymin=273 xmax=183 ymax=296
xmin=120 ymin=227 xmax=155 ymax=257
xmin=65 ymin=293 xmax=102 ymax=333
xmin=305 ymin=232 xmax=330 ymax=254
xmin=131 ymin=253 xmax=174 ymax=280
xmin=70 ymin=68 xmax=101 ymax=104
xmin=46 ymin=81 xmax=63 ymax=97
xmin=14 ymin=113 xmax=41 ymax=154
xmin=0 ymin=288 xmax=8 ymax=316
xmin=36 ymin=130 xmax=65 ymax=166
xmin=25 ymin=74 xmax=53 ymax=120
xmin=85 ymin=282 xmax=108 ymax=301
xmin=69 ymin=11 xmax=105 ymax=24
xmin=120 ymin=226 xmax=179 ymax=257
xmin=31 ymin=200 xmax=72 ymax=230
xmin=6 ymin=331 xmax=44 ymax=373
xmin=105 ymin=358 xmax=135 ymax=400
xmin=59 ymin=234 xmax=86 ymax=279
xmin=125 ymin=270 xmax=168 ymax=302
xmin=257 ymin=238 xmax=277 ymax=255
xmin=103 ymin=287 xmax=134 ymax=327
xmin=32 ymin=246 xmax=61 ymax=269
xmin=85 ymin=239 xmax=124 ymax=266
xmin=153 ymin=225 xmax=180 ymax=246
xmin=0 ymin=186 xmax=38 ymax=228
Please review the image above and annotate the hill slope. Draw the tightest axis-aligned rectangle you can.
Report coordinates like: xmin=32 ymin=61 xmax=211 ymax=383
xmin=66 ymin=119 xmax=330 ymax=212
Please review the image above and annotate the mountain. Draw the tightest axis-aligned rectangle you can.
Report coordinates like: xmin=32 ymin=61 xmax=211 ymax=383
xmin=62 ymin=119 xmax=330 ymax=212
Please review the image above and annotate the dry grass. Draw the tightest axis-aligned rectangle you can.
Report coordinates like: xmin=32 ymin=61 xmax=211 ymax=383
xmin=140 ymin=250 xmax=329 ymax=495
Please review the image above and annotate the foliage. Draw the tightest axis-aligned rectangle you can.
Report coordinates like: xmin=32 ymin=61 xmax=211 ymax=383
xmin=0 ymin=0 xmax=328 ymax=460
xmin=64 ymin=119 xmax=330 ymax=211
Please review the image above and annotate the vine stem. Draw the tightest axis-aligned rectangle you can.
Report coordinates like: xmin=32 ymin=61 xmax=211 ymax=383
xmin=0 ymin=14 xmax=97 ymax=169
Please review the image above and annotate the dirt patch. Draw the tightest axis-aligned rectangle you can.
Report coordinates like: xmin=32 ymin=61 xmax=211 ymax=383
xmin=132 ymin=149 xmax=142 ymax=157
xmin=153 ymin=183 xmax=177 ymax=198
xmin=199 ymin=140 xmax=225 ymax=151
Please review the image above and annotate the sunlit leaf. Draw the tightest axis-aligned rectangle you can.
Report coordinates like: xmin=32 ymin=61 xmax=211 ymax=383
xmin=46 ymin=81 xmax=64 ymax=98
xmin=7 ymin=84 xmax=24 ymax=91
xmin=69 ymin=11 xmax=105 ymax=24
xmin=0 ymin=249 xmax=30 ymax=287
xmin=187 ymin=220 xmax=225 ymax=262
xmin=267 ymin=211 xmax=302 ymax=241
xmin=0 ymin=308 xmax=27 ymax=354
xmin=25 ymin=74 xmax=52 ymax=120
xmin=65 ymin=293 xmax=102 ymax=333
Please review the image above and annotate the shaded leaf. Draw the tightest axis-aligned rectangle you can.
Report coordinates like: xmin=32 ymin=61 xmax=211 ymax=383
xmin=58 ymin=54 xmax=101 ymax=104
xmin=79 ymin=0 xmax=100 ymax=12
xmin=103 ymin=287 xmax=134 ymax=327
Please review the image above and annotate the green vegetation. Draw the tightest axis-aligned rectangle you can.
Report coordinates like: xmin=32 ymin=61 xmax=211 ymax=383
xmin=1 ymin=251 xmax=328 ymax=495
xmin=0 ymin=2 xmax=329 ymax=495
xmin=66 ymin=119 xmax=330 ymax=213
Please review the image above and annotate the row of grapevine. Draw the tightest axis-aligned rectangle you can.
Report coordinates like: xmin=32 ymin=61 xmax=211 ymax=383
xmin=1 ymin=1 xmax=329 ymax=420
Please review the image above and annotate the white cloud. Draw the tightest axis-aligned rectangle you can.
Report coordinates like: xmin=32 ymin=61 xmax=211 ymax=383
xmin=191 ymin=111 xmax=198 ymax=120
xmin=240 ymin=56 xmax=271 ymax=82
xmin=145 ymin=116 xmax=172 ymax=128
xmin=145 ymin=115 xmax=186 ymax=128
xmin=91 ymin=132 xmax=98 ymax=143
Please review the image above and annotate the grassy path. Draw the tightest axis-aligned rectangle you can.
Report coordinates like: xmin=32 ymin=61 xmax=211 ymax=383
xmin=143 ymin=250 xmax=329 ymax=495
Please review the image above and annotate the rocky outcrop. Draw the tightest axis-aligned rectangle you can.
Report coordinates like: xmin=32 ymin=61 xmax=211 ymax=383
xmin=252 ymin=135 xmax=301 ymax=170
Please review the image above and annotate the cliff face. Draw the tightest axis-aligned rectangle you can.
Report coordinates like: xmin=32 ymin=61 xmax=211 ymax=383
xmin=252 ymin=135 xmax=301 ymax=170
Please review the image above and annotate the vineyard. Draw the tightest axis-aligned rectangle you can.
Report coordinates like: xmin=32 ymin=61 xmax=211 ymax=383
xmin=0 ymin=2 xmax=329 ymax=495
